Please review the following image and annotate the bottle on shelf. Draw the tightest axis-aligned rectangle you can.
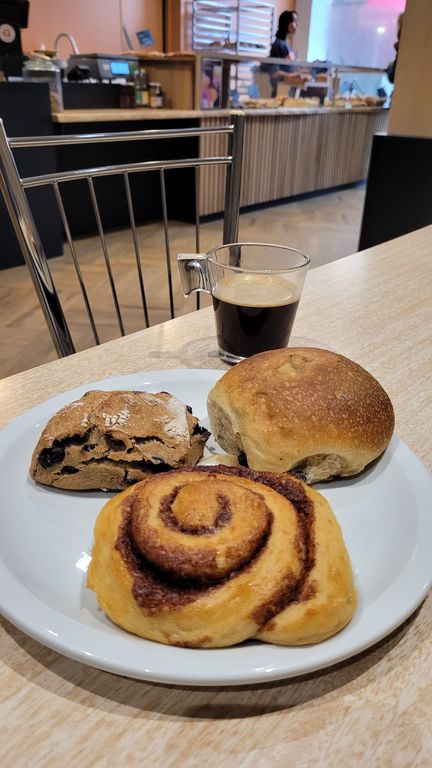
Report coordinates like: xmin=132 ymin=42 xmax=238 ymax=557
xmin=149 ymin=82 xmax=165 ymax=108
xmin=119 ymin=82 xmax=135 ymax=108
xmin=133 ymin=65 xmax=150 ymax=108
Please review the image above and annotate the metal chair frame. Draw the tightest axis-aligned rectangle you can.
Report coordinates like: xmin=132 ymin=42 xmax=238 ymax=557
xmin=0 ymin=114 xmax=244 ymax=357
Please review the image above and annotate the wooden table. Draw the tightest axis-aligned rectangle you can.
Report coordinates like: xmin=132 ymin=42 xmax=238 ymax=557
xmin=0 ymin=226 xmax=431 ymax=766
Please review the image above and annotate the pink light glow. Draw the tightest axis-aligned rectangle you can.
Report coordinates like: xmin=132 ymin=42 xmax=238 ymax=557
xmin=368 ymin=0 xmax=406 ymax=9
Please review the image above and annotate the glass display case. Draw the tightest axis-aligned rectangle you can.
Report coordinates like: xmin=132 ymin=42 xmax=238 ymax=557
xmin=194 ymin=50 xmax=388 ymax=110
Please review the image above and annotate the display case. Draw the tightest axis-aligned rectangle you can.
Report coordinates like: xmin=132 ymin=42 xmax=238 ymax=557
xmin=81 ymin=50 xmax=387 ymax=113
xmin=193 ymin=50 xmax=387 ymax=110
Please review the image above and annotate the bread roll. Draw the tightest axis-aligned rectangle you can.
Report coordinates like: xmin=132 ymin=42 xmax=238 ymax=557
xmin=87 ymin=465 xmax=357 ymax=647
xmin=207 ymin=348 xmax=394 ymax=483
xmin=30 ymin=390 xmax=209 ymax=491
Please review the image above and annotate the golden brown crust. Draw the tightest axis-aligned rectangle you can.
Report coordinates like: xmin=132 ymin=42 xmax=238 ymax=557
xmin=207 ymin=348 xmax=395 ymax=482
xmin=87 ymin=465 xmax=357 ymax=647
xmin=30 ymin=390 xmax=209 ymax=491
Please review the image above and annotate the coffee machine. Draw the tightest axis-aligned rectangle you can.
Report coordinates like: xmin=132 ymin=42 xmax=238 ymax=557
xmin=0 ymin=0 xmax=29 ymax=77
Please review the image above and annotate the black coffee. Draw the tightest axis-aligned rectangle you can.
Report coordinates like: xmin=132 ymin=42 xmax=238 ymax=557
xmin=212 ymin=275 xmax=300 ymax=359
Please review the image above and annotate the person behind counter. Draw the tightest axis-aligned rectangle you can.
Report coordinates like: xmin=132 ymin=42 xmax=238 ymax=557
xmin=201 ymin=66 xmax=220 ymax=109
xmin=386 ymin=12 xmax=404 ymax=84
xmin=263 ymin=11 xmax=310 ymax=97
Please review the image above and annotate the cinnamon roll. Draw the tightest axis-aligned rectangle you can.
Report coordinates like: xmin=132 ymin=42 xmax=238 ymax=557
xmin=87 ymin=466 xmax=356 ymax=647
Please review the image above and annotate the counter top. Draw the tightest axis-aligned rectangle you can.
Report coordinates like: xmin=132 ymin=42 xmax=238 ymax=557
xmin=0 ymin=226 xmax=431 ymax=766
xmin=52 ymin=108 xmax=234 ymax=122
xmin=52 ymin=106 xmax=385 ymax=123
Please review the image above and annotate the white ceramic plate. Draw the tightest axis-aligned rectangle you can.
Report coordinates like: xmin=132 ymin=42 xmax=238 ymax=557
xmin=0 ymin=369 xmax=431 ymax=687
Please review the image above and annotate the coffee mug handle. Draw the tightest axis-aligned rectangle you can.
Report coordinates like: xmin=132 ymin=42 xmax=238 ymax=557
xmin=177 ymin=253 xmax=211 ymax=296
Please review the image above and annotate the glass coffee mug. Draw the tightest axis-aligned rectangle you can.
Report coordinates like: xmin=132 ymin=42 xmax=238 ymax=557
xmin=177 ymin=242 xmax=310 ymax=364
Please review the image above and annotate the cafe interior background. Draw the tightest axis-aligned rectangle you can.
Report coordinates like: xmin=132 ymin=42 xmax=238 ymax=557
xmin=1 ymin=0 xmax=430 ymax=378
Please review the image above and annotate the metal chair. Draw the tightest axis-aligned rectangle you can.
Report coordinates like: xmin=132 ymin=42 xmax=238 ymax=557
xmin=0 ymin=114 xmax=244 ymax=357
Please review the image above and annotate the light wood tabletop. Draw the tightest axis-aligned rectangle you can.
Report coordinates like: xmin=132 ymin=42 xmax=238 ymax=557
xmin=0 ymin=226 xmax=431 ymax=767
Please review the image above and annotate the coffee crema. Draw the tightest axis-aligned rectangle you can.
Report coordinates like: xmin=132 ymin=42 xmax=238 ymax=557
xmin=212 ymin=274 xmax=300 ymax=359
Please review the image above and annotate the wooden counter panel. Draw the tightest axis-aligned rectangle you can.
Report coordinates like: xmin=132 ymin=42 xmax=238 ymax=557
xmin=198 ymin=115 xmax=229 ymax=222
xmin=200 ymin=110 xmax=389 ymax=215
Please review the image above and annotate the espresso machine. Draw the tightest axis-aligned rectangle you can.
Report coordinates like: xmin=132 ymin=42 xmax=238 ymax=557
xmin=65 ymin=52 xmax=139 ymax=82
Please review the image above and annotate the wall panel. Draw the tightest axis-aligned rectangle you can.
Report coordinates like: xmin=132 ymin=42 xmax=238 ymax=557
xmin=21 ymin=0 xmax=163 ymax=55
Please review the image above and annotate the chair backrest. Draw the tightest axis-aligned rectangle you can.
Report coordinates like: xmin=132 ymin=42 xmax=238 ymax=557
xmin=0 ymin=114 xmax=244 ymax=357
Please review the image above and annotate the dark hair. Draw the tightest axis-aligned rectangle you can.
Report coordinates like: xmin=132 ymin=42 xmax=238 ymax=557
xmin=276 ymin=11 xmax=298 ymax=39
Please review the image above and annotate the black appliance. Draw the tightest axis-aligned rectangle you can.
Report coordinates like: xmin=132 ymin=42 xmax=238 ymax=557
xmin=0 ymin=0 xmax=29 ymax=76
xmin=66 ymin=53 xmax=138 ymax=82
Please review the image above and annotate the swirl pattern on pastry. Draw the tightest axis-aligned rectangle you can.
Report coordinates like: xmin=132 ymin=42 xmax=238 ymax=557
xmin=87 ymin=466 xmax=357 ymax=647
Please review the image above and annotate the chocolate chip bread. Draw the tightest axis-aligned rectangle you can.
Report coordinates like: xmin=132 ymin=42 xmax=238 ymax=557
xmin=30 ymin=390 xmax=210 ymax=491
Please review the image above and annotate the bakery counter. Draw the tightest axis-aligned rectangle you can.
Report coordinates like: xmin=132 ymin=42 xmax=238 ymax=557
xmin=2 ymin=103 xmax=388 ymax=268
xmin=198 ymin=106 xmax=389 ymax=215
xmin=52 ymin=107 xmax=388 ymax=218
